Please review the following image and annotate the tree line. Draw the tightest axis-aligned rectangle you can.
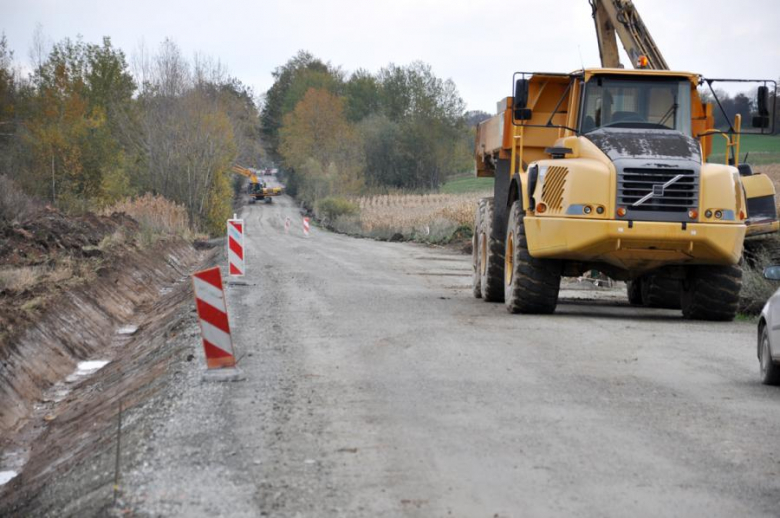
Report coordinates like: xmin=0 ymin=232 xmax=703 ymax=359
xmin=702 ymin=86 xmax=780 ymax=131
xmin=0 ymin=31 xmax=262 ymax=233
xmin=261 ymin=51 xmax=476 ymax=206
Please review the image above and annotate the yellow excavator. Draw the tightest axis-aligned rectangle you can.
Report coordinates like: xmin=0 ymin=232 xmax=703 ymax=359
xmin=231 ymin=165 xmax=283 ymax=204
xmin=470 ymin=0 xmax=777 ymax=320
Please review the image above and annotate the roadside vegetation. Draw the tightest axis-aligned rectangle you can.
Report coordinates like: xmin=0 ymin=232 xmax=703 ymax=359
xmin=315 ymin=193 xmax=481 ymax=245
xmin=0 ymin=31 xmax=262 ymax=234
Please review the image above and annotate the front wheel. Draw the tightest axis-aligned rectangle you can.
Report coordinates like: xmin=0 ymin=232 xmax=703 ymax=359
xmin=504 ymin=201 xmax=562 ymax=314
xmin=681 ymin=265 xmax=742 ymax=321
xmin=759 ymin=326 xmax=780 ymax=385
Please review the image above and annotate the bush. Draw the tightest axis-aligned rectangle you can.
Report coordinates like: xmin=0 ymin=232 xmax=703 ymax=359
xmin=0 ymin=175 xmax=39 ymax=222
xmin=740 ymin=239 xmax=780 ymax=315
xmin=315 ymin=196 xmax=359 ymax=223
xmin=101 ymin=193 xmax=191 ymax=240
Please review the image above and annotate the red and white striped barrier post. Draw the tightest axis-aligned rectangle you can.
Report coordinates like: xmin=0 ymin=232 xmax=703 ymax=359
xmin=227 ymin=215 xmax=245 ymax=278
xmin=284 ymin=217 xmax=291 ymax=234
xmin=192 ymin=266 xmax=243 ymax=381
xmin=303 ymin=217 xmax=310 ymax=237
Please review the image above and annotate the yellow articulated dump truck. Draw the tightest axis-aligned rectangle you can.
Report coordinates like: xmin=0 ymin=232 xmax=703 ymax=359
xmin=472 ymin=68 xmax=777 ymax=321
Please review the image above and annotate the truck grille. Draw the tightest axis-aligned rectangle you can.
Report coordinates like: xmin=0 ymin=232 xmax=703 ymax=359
xmin=617 ymin=168 xmax=699 ymax=222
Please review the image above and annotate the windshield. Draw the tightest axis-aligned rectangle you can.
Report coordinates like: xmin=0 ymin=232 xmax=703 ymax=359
xmin=580 ymin=77 xmax=692 ymax=135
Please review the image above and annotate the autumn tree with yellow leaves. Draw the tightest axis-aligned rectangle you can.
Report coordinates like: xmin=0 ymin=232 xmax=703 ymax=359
xmin=279 ymin=88 xmax=364 ymax=204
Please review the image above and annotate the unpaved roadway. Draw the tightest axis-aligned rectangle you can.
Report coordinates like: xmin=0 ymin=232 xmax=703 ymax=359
xmin=126 ymin=194 xmax=780 ymax=517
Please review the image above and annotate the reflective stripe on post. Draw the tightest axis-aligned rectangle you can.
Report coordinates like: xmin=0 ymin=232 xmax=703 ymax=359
xmin=227 ymin=218 xmax=245 ymax=276
xmin=192 ymin=266 xmax=237 ymax=370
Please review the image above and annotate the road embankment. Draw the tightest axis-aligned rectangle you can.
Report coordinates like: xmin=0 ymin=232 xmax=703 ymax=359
xmin=0 ymin=213 xmax=218 ymax=515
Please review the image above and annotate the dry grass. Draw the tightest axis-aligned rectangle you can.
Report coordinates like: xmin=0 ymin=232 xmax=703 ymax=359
xmin=101 ymin=193 xmax=190 ymax=236
xmin=354 ymin=193 xmax=481 ymax=230
xmin=0 ymin=266 xmax=46 ymax=292
xmin=0 ymin=260 xmax=76 ymax=293
xmin=332 ymin=193 xmax=484 ymax=242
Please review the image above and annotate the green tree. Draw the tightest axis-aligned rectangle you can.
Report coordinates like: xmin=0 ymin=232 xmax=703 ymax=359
xmin=261 ymin=51 xmax=342 ymax=160
xmin=344 ymin=69 xmax=380 ymax=122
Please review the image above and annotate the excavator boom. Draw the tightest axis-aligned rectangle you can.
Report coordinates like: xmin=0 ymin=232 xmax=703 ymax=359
xmin=590 ymin=0 xmax=668 ymax=70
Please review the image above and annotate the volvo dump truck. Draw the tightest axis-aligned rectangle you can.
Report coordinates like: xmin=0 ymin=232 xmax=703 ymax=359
xmin=472 ymin=68 xmax=776 ymax=321
xmin=589 ymin=0 xmax=780 ymax=308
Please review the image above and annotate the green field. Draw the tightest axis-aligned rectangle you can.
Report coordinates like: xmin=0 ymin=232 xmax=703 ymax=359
xmin=440 ymin=175 xmax=494 ymax=194
xmin=708 ymin=133 xmax=780 ymax=165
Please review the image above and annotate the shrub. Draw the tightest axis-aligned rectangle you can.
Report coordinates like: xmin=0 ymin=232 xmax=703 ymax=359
xmin=316 ymin=196 xmax=359 ymax=222
xmin=101 ymin=193 xmax=191 ymax=239
xmin=0 ymin=175 xmax=39 ymax=222
xmin=740 ymin=238 xmax=780 ymax=315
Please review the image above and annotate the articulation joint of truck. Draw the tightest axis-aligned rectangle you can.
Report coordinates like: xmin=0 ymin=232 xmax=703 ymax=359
xmin=473 ymin=68 xmax=778 ymax=321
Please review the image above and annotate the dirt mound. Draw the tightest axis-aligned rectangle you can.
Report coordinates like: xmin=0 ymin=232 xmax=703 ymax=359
xmin=0 ymin=207 xmax=140 ymax=349
xmin=0 ymin=207 xmax=137 ymax=265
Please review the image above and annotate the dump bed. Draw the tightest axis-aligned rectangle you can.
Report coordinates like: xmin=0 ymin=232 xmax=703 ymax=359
xmin=475 ymin=74 xmax=573 ymax=177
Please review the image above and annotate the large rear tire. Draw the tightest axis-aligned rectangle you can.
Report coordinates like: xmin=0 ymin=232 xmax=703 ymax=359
xmin=480 ymin=198 xmax=505 ymax=302
xmin=626 ymin=280 xmax=643 ymax=305
xmin=681 ymin=264 xmax=742 ymax=321
xmin=472 ymin=199 xmax=486 ymax=299
xmin=504 ymin=201 xmax=562 ymax=314
xmin=641 ymin=273 xmax=682 ymax=309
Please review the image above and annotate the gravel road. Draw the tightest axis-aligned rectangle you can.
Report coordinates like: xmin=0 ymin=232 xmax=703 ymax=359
xmin=126 ymin=194 xmax=780 ymax=517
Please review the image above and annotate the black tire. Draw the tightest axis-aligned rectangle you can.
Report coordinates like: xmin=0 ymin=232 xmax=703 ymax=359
xmin=480 ymin=198 xmax=505 ymax=302
xmin=681 ymin=264 xmax=742 ymax=321
xmin=626 ymin=280 xmax=643 ymax=306
xmin=759 ymin=325 xmax=780 ymax=385
xmin=641 ymin=274 xmax=682 ymax=309
xmin=504 ymin=201 xmax=562 ymax=314
xmin=472 ymin=199 xmax=486 ymax=299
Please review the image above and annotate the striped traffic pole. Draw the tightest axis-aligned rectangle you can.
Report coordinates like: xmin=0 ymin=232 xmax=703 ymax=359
xmin=192 ymin=266 xmax=243 ymax=381
xmin=303 ymin=217 xmax=310 ymax=237
xmin=285 ymin=216 xmax=291 ymax=234
xmin=227 ymin=215 xmax=245 ymax=277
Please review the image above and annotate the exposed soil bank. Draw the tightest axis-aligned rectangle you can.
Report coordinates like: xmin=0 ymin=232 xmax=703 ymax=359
xmin=0 ymin=229 xmax=215 ymax=515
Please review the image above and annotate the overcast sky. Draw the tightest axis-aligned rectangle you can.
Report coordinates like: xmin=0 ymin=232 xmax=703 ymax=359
xmin=2 ymin=0 xmax=779 ymax=113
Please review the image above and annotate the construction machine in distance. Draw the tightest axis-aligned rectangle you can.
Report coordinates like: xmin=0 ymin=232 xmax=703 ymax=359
xmin=471 ymin=0 xmax=778 ymax=321
xmin=231 ymin=165 xmax=283 ymax=204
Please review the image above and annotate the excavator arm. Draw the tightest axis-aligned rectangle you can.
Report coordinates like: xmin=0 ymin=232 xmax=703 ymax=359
xmin=589 ymin=0 xmax=668 ymax=70
xmin=231 ymin=164 xmax=259 ymax=184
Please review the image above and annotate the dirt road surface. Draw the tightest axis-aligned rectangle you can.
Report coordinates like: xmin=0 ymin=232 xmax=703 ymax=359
xmin=122 ymin=194 xmax=780 ymax=517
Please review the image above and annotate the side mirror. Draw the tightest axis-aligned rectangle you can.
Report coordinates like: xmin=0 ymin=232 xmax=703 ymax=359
xmin=513 ymin=79 xmax=532 ymax=121
xmin=763 ymin=265 xmax=780 ymax=281
xmin=753 ymin=85 xmax=771 ymax=128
